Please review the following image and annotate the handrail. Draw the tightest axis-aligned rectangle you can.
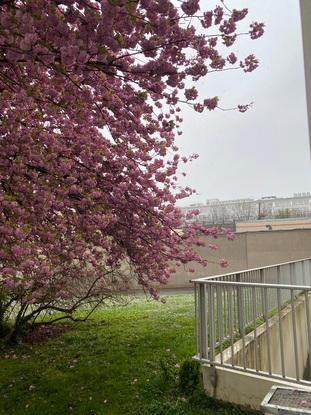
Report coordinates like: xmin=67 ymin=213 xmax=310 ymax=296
xmin=193 ymin=281 xmax=311 ymax=290
xmin=192 ymin=256 xmax=311 ymax=283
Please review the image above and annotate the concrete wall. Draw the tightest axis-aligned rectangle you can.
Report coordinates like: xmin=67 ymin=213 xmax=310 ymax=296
xmin=203 ymin=294 xmax=311 ymax=410
xmin=236 ymin=218 xmax=311 ymax=233
xmin=246 ymin=229 xmax=311 ymax=268
xmin=161 ymin=229 xmax=311 ymax=288
xmin=300 ymin=0 xmax=311 ymax=152
xmin=203 ymin=366 xmax=311 ymax=411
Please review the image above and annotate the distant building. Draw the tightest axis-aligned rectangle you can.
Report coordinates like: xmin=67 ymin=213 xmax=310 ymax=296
xmin=259 ymin=193 xmax=311 ymax=218
xmin=180 ymin=193 xmax=311 ymax=225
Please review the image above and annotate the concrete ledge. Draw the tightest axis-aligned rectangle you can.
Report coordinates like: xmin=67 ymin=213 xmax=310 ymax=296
xmin=203 ymin=365 xmax=311 ymax=410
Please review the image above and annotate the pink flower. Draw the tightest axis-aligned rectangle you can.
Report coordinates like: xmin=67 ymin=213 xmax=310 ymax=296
xmin=220 ymin=19 xmax=236 ymax=35
xmin=184 ymin=87 xmax=198 ymax=101
xmin=227 ymin=52 xmax=237 ymax=65
xmin=232 ymin=9 xmax=248 ymax=22
xmin=181 ymin=0 xmax=200 ymax=15
xmin=238 ymin=104 xmax=250 ymax=113
xmin=201 ymin=12 xmax=213 ymax=29
xmin=214 ymin=6 xmax=224 ymax=25
xmin=240 ymin=55 xmax=259 ymax=73
xmin=193 ymin=103 xmax=204 ymax=113
xmin=219 ymin=259 xmax=229 ymax=268
xmin=250 ymin=22 xmax=265 ymax=39
xmin=204 ymin=97 xmax=219 ymax=111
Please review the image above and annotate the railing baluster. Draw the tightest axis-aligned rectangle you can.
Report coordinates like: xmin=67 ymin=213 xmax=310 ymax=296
xmin=245 ymin=272 xmax=249 ymax=326
xmin=198 ymin=283 xmax=208 ymax=359
xmin=252 ymin=286 xmax=259 ymax=372
xmin=257 ymin=270 xmax=260 ymax=319
xmin=228 ymin=285 xmax=234 ymax=367
xmin=263 ymin=286 xmax=272 ymax=375
xmin=226 ymin=282 xmax=230 ymax=338
xmin=236 ymin=273 xmax=244 ymax=336
xmin=240 ymin=286 xmax=246 ymax=370
xmin=304 ymin=290 xmax=311 ymax=380
xmin=246 ymin=272 xmax=251 ymax=326
xmin=217 ymin=285 xmax=223 ymax=364
xmin=277 ymin=287 xmax=285 ymax=377
xmin=222 ymin=282 xmax=228 ymax=337
xmin=208 ymin=284 xmax=216 ymax=362
xmin=303 ymin=260 xmax=307 ymax=286
xmin=194 ymin=283 xmax=198 ymax=356
xmin=260 ymin=269 xmax=264 ymax=317
xmin=233 ymin=280 xmax=237 ymax=333
xmin=291 ymin=289 xmax=300 ymax=381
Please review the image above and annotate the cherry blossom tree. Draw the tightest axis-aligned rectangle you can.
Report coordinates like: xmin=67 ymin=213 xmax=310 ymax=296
xmin=0 ymin=0 xmax=264 ymax=341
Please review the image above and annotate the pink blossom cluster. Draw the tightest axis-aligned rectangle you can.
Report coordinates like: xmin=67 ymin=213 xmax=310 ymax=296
xmin=232 ymin=9 xmax=248 ymax=22
xmin=0 ymin=0 xmax=263 ymax=314
xmin=250 ymin=22 xmax=265 ymax=40
xmin=240 ymin=54 xmax=259 ymax=73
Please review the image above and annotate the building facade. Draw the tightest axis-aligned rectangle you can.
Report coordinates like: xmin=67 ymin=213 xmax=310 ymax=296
xmin=181 ymin=193 xmax=311 ymax=225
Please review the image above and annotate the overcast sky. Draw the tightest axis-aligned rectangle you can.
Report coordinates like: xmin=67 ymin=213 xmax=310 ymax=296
xmin=176 ymin=0 xmax=311 ymax=206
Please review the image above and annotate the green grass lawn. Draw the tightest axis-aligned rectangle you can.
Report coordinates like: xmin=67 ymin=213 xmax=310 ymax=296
xmin=0 ymin=294 xmax=257 ymax=415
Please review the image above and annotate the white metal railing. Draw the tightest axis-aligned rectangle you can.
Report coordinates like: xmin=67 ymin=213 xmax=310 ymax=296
xmin=193 ymin=258 xmax=311 ymax=385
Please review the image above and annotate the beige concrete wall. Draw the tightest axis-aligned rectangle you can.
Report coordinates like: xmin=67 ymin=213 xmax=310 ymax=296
xmin=301 ymin=0 xmax=311 ymax=151
xmin=164 ymin=232 xmax=248 ymax=288
xmin=161 ymin=229 xmax=311 ymax=288
xmin=245 ymin=229 xmax=311 ymax=269
xmin=236 ymin=218 xmax=311 ymax=233
xmin=203 ymin=365 xmax=311 ymax=410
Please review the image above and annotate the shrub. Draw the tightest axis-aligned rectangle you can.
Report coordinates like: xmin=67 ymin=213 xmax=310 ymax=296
xmin=179 ymin=359 xmax=201 ymax=396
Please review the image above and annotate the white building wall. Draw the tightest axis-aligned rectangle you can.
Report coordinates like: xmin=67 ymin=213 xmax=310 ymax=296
xmin=180 ymin=194 xmax=311 ymax=223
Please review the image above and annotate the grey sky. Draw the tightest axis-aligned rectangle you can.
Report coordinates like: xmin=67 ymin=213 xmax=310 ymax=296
xmin=176 ymin=0 xmax=311 ymax=206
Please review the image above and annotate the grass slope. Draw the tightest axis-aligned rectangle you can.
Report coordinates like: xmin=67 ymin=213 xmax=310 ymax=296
xmin=0 ymin=294 xmax=257 ymax=415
